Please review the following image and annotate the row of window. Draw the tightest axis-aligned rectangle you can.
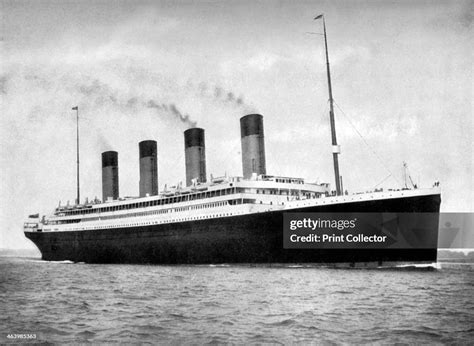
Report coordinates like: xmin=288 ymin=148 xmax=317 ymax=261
xmin=60 ymin=187 xmax=239 ymax=216
xmin=256 ymin=189 xmax=322 ymax=198
xmin=56 ymin=210 xmax=245 ymax=231
xmin=56 ymin=186 xmax=324 ymax=217
xmin=50 ymin=199 xmax=251 ymax=225
xmin=274 ymin=178 xmax=304 ymax=184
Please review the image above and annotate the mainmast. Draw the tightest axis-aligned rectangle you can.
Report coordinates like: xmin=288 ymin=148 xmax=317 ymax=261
xmin=315 ymin=14 xmax=342 ymax=196
xmin=72 ymin=106 xmax=80 ymax=204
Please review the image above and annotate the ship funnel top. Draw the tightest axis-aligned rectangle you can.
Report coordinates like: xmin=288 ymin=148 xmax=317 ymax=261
xmin=139 ymin=140 xmax=157 ymax=158
xmin=102 ymin=151 xmax=118 ymax=167
xmin=184 ymin=128 xmax=205 ymax=148
xmin=240 ymin=114 xmax=264 ymax=138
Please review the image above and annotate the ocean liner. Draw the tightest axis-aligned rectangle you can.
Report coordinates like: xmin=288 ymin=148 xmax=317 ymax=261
xmin=24 ymin=15 xmax=441 ymax=265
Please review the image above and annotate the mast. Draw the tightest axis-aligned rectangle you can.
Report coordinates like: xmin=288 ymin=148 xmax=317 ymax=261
xmin=315 ymin=14 xmax=342 ymax=195
xmin=72 ymin=106 xmax=80 ymax=204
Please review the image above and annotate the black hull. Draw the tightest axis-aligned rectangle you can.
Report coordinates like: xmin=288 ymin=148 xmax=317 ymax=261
xmin=25 ymin=194 xmax=441 ymax=265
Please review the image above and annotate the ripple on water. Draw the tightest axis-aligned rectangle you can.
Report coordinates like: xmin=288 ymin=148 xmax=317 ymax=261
xmin=1 ymin=258 xmax=473 ymax=344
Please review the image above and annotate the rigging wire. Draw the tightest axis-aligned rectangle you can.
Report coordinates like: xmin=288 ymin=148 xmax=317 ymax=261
xmin=373 ymin=174 xmax=393 ymax=189
xmin=333 ymin=100 xmax=402 ymax=187
xmin=267 ymin=103 xmax=331 ymax=178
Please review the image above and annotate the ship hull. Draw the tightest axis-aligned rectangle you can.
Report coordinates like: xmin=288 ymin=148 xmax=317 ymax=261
xmin=25 ymin=194 xmax=441 ymax=265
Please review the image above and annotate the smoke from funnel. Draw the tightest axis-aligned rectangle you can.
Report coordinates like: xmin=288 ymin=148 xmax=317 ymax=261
xmin=146 ymin=100 xmax=197 ymax=127
xmin=211 ymin=85 xmax=257 ymax=113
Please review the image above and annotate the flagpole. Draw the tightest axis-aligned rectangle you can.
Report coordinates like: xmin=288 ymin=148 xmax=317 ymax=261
xmin=73 ymin=106 xmax=80 ymax=204
xmin=315 ymin=14 xmax=342 ymax=196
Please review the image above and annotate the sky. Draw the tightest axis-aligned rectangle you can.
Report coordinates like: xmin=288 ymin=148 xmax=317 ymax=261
xmin=0 ymin=0 xmax=472 ymax=249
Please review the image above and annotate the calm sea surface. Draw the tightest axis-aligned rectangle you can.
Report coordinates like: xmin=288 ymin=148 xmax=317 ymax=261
xmin=1 ymin=257 xmax=473 ymax=344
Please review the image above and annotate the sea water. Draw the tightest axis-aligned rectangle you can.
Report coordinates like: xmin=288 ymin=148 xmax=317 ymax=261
xmin=1 ymin=257 xmax=473 ymax=344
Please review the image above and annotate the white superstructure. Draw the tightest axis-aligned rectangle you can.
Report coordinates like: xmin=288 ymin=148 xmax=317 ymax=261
xmin=24 ymin=174 xmax=440 ymax=233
